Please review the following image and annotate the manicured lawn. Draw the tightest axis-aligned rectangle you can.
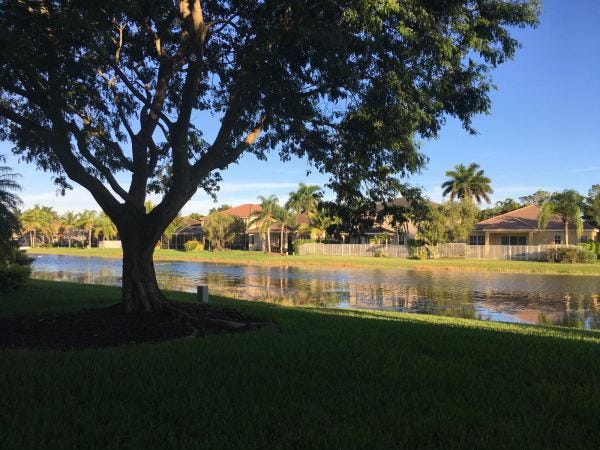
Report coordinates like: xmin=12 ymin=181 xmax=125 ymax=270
xmin=28 ymin=246 xmax=600 ymax=276
xmin=1 ymin=280 xmax=600 ymax=448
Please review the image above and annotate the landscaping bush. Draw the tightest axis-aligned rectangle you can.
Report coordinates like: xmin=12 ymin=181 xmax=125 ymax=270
xmin=578 ymin=241 xmax=600 ymax=260
xmin=292 ymin=239 xmax=315 ymax=255
xmin=407 ymin=238 xmax=427 ymax=259
xmin=183 ymin=240 xmax=203 ymax=252
xmin=373 ymin=248 xmax=386 ymax=257
xmin=0 ymin=245 xmax=33 ymax=292
xmin=542 ymin=247 xmax=596 ymax=263
xmin=0 ymin=263 xmax=32 ymax=292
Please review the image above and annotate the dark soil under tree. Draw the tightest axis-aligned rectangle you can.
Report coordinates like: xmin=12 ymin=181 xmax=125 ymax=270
xmin=0 ymin=301 xmax=269 ymax=350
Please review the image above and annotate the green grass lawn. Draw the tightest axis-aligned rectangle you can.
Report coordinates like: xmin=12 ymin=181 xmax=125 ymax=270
xmin=2 ymin=280 xmax=600 ymax=449
xmin=28 ymin=246 xmax=600 ymax=276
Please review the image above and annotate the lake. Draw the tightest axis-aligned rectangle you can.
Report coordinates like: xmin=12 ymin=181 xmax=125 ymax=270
xmin=30 ymin=254 xmax=600 ymax=329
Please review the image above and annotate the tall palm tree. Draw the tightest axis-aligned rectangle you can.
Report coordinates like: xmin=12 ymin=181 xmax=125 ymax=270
xmin=441 ymin=163 xmax=493 ymax=204
xmin=77 ymin=209 xmax=98 ymax=248
xmin=248 ymin=195 xmax=280 ymax=252
xmin=538 ymin=190 xmax=584 ymax=246
xmin=272 ymin=206 xmax=294 ymax=253
xmin=0 ymin=164 xmax=22 ymax=249
xmin=94 ymin=212 xmax=118 ymax=241
xmin=20 ymin=205 xmax=55 ymax=247
xmin=285 ymin=183 xmax=323 ymax=217
xmin=59 ymin=211 xmax=79 ymax=247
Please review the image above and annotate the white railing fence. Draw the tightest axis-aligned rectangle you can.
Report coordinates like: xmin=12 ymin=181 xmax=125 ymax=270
xmin=298 ymin=243 xmax=583 ymax=261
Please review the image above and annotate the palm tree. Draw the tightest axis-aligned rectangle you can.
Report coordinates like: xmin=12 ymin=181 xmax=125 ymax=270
xmin=285 ymin=183 xmax=323 ymax=217
xmin=94 ymin=212 xmax=118 ymax=242
xmin=59 ymin=211 xmax=79 ymax=247
xmin=298 ymin=207 xmax=340 ymax=241
xmin=441 ymin=163 xmax=493 ymax=204
xmin=20 ymin=205 xmax=55 ymax=247
xmin=272 ymin=206 xmax=294 ymax=253
xmin=0 ymin=164 xmax=22 ymax=249
xmin=77 ymin=209 xmax=98 ymax=248
xmin=248 ymin=195 xmax=280 ymax=252
xmin=538 ymin=190 xmax=584 ymax=246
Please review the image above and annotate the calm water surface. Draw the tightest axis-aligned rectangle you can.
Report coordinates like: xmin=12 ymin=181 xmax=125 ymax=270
xmin=31 ymin=254 xmax=600 ymax=329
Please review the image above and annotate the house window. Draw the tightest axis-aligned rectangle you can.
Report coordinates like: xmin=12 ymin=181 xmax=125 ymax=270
xmin=580 ymin=236 xmax=588 ymax=243
xmin=469 ymin=235 xmax=485 ymax=245
xmin=554 ymin=235 xmax=561 ymax=244
xmin=249 ymin=235 xmax=255 ymax=246
xmin=501 ymin=236 xmax=526 ymax=246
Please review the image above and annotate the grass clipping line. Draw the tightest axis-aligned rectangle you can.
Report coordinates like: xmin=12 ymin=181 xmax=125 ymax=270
xmin=0 ymin=301 xmax=270 ymax=351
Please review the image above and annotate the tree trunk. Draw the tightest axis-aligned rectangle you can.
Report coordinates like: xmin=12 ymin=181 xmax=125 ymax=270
xmin=564 ymin=220 xmax=569 ymax=246
xmin=266 ymin=224 xmax=271 ymax=253
xmin=120 ymin=233 xmax=167 ymax=313
xmin=280 ymin=227 xmax=284 ymax=253
xmin=87 ymin=228 xmax=92 ymax=248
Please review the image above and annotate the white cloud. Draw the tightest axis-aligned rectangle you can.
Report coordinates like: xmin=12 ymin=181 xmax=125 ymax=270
xmin=21 ymin=187 xmax=100 ymax=213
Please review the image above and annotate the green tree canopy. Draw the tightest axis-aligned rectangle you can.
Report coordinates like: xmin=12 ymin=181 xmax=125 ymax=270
xmin=285 ymin=184 xmax=323 ymax=217
xmin=94 ymin=212 xmax=118 ymax=241
xmin=519 ymin=190 xmax=553 ymax=206
xmin=203 ymin=211 xmax=243 ymax=251
xmin=583 ymin=185 xmax=600 ymax=228
xmin=537 ymin=190 xmax=584 ymax=246
xmin=441 ymin=163 xmax=494 ymax=204
xmin=479 ymin=198 xmax=521 ymax=220
xmin=20 ymin=205 xmax=57 ymax=247
xmin=417 ymin=200 xmax=478 ymax=245
xmin=0 ymin=0 xmax=539 ymax=311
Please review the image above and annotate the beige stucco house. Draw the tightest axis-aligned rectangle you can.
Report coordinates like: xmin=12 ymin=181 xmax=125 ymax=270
xmin=470 ymin=205 xmax=598 ymax=246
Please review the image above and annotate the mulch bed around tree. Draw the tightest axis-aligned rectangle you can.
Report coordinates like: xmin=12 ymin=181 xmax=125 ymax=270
xmin=0 ymin=302 xmax=269 ymax=351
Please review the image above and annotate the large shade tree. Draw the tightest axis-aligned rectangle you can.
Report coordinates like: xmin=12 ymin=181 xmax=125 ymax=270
xmin=441 ymin=163 xmax=494 ymax=204
xmin=0 ymin=0 xmax=539 ymax=312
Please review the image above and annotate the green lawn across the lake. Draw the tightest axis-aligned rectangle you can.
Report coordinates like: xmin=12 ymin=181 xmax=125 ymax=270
xmin=27 ymin=246 xmax=600 ymax=276
xmin=2 ymin=280 xmax=600 ymax=449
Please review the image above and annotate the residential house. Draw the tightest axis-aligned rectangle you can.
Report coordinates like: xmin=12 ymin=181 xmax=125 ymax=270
xmin=469 ymin=204 xmax=598 ymax=246
xmin=344 ymin=198 xmax=418 ymax=245
xmin=221 ymin=204 xmax=310 ymax=252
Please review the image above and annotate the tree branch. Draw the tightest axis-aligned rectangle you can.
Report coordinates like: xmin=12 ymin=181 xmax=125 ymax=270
xmin=107 ymin=62 xmax=174 ymax=128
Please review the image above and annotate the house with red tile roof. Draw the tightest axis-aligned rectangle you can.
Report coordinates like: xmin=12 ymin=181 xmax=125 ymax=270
xmin=220 ymin=203 xmax=308 ymax=252
xmin=470 ymin=205 xmax=598 ymax=246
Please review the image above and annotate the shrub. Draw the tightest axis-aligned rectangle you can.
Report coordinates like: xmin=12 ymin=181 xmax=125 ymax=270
xmin=407 ymin=238 xmax=427 ymax=259
xmin=542 ymin=247 xmax=596 ymax=263
xmin=373 ymin=248 xmax=386 ymax=258
xmin=0 ymin=264 xmax=32 ymax=292
xmin=578 ymin=241 xmax=600 ymax=260
xmin=292 ymin=239 xmax=315 ymax=255
xmin=183 ymin=240 xmax=203 ymax=252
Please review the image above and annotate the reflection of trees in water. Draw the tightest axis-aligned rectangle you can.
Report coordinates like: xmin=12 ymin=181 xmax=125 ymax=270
xmin=32 ymin=259 xmax=600 ymax=330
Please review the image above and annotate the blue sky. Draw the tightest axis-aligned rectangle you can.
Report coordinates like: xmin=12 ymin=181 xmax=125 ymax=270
xmin=2 ymin=0 xmax=599 ymax=215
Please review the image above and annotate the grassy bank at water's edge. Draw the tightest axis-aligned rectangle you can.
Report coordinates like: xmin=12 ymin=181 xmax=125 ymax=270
xmin=1 ymin=280 xmax=600 ymax=448
xmin=27 ymin=246 xmax=600 ymax=276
